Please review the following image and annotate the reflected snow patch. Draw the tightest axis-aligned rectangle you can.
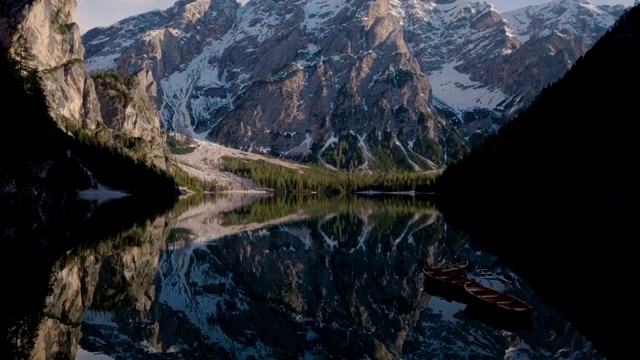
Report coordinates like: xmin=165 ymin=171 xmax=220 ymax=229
xmin=76 ymin=347 xmax=115 ymax=360
xmin=78 ymin=184 xmax=129 ymax=206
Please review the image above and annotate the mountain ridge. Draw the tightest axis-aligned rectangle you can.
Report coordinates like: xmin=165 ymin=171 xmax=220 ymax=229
xmin=432 ymin=3 xmax=639 ymax=358
xmin=83 ymin=0 xmax=627 ymax=168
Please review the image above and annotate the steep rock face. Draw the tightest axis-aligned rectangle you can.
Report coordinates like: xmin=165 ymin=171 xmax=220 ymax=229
xmin=82 ymin=0 xmax=627 ymax=167
xmin=0 ymin=0 xmax=172 ymax=170
xmin=203 ymin=0 xmax=455 ymax=170
xmin=0 ymin=0 xmax=101 ymax=130
xmin=92 ymin=72 xmax=169 ymax=169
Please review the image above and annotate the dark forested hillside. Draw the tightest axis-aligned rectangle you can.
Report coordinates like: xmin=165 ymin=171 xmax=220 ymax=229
xmin=0 ymin=48 xmax=178 ymax=245
xmin=433 ymin=5 xmax=639 ymax=359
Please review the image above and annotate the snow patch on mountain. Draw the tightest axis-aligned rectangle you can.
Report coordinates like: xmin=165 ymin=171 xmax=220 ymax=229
xmin=284 ymin=133 xmax=313 ymax=158
xmin=303 ymin=0 xmax=348 ymax=37
xmin=85 ymin=53 xmax=120 ymax=72
xmin=503 ymin=0 xmax=621 ymax=45
xmin=503 ymin=8 xmax=534 ymax=43
xmin=389 ymin=0 xmax=407 ymax=23
xmin=160 ymin=40 xmax=232 ymax=138
xmin=428 ymin=62 xmax=507 ymax=114
xmin=236 ymin=1 xmax=292 ymax=43
xmin=84 ymin=37 xmax=136 ymax=72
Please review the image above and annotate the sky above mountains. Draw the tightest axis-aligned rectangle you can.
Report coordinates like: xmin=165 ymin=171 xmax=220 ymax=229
xmin=75 ymin=0 xmax=635 ymax=34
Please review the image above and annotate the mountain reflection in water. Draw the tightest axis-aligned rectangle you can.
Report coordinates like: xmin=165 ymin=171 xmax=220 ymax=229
xmin=4 ymin=194 xmax=603 ymax=359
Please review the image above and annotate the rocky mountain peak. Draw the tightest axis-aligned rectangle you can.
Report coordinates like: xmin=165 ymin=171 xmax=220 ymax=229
xmin=165 ymin=0 xmax=238 ymax=37
xmin=82 ymin=0 xmax=628 ymax=168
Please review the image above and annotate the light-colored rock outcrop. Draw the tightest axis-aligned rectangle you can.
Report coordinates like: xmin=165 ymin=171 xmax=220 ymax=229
xmin=92 ymin=72 xmax=169 ymax=169
xmin=0 ymin=0 xmax=171 ymax=170
xmin=1 ymin=0 xmax=100 ymax=130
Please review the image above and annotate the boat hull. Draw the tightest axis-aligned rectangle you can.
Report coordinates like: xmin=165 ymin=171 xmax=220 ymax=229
xmin=463 ymin=282 xmax=534 ymax=321
xmin=422 ymin=267 xmax=470 ymax=303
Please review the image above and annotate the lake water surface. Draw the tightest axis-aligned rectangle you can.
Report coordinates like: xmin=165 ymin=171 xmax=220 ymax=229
xmin=5 ymin=193 xmax=603 ymax=359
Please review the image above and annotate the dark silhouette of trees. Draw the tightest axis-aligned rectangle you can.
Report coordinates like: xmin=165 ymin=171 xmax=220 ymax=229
xmin=432 ymin=5 xmax=640 ymax=359
xmin=221 ymin=157 xmax=437 ymax=194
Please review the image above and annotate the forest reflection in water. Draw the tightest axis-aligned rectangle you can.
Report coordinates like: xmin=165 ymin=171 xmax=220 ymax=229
xmin=5 ymin=193 xmax=603 ymax=359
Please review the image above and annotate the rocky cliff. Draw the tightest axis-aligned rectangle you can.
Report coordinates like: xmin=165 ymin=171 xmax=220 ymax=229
xmin=0 ymin=0 xmax=171 ymax=170
xmin=92 ymin=71 xmax=169 ymax=169
xmin=1 ymin=0 xmax=100 ymax=130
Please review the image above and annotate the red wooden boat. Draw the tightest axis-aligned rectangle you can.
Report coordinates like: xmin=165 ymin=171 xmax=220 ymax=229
xmin=422 ymin=264 xmax=471 ymax=302
xmin=423 ymin=268 xmax=468 ymax=285
xmin=426 ymin=261 xmax=469 ymax=276
xmin=463 ymin=281 xmax=534 ymax=319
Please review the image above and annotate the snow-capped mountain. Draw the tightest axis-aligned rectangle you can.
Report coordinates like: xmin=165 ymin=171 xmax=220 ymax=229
xmin=82 ymin=0 xmax=627 ymax=168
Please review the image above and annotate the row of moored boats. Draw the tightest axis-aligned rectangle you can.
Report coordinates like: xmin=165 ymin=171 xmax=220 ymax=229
xmin=422 ymin=261 xmax=534 ymax=328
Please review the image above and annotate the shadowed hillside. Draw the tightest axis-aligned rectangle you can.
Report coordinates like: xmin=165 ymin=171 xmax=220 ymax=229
xmin=433 ymin=4 xmax=639 ymax=359
xmin=0 ymin=47 xmax=179 ymax=245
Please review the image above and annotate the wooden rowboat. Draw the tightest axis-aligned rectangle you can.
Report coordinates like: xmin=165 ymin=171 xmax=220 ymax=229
xmin=423 ymin=268 xmax=468 ymax=286
xmin=422 ymin=266 xmax=470 ymax=303
xmin=463 ymin=281 xmax=534 ymax=319
xmin=427 ymin=261 xmax=469 ymax=275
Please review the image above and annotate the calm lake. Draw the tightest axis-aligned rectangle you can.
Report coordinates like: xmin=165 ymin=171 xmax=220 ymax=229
xmin=4 ymin=193 xmax=603 ymax=359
